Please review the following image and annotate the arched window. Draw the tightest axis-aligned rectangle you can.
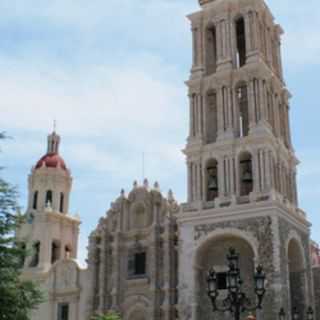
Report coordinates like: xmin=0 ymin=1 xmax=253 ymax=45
xmin=51 ymin=240 xmax=61 ymax=264
xmin=206 ymin=25 xmax=217 ymax=74
xmin=236 ymin=17 xmax=246 ymax=68
xmin=237 ymin=84 xmax=249 ymax=137
xmin=239 ymin=152 xmax=253 ymax=196
xmin=32 ymin=191 xmax=38 ymax=210
xmin=45 ymin=190 xmax=53 ymax=207
xmin=29 ymin=241 xmax=40 ymax=267
xmin=206 ymin=90 xmax=218 ymax=143
xmin=206 ymin=159 xmax=219 ymax=201
xmin=59 ymin=193 xmax=64 ymax=213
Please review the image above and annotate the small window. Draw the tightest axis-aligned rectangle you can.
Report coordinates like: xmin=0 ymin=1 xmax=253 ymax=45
xmin=46 ymin=190 xmax=53 ymax=207
xmin=65 ymin=245 xmax=72 ymax=259
xmin=237 ymin=84 xmax=249 ymax=137
xmin=33 ymin=191 xmax=38 ymax=210
xmin=57 ymin=303 xmax=69 ymax=320
xmin=128 ymin=251 xmax=147 ymax=278
xmin=59 ymin=193 xmax=64 ymax=213
xmin=236 ymin=17 xmax=246 ymax=68
xmin=29 ymin=241 xmax=40 ymax=267
xmin=51 ymin=241 xmax=61 ymax=264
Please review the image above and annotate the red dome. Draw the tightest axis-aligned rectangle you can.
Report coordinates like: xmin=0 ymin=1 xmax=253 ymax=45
xmin=35 ymin=153 xmax=67 ymax=171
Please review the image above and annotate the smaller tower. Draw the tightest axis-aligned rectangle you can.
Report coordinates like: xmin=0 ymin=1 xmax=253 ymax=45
xmin=17 ymin=130 xmax=80 ymax=275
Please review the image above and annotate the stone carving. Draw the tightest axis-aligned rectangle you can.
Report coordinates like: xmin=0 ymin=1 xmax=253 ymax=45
xmin=56 ymin=261 xmax=77 ymax=290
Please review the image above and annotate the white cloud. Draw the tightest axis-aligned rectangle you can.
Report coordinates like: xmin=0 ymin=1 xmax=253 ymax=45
xmin=0 ymin=55 xmax=186 ymax=138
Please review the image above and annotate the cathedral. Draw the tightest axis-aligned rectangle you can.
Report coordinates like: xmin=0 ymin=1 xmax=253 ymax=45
xmin=17 ymin=0 xmax=320 ymax=319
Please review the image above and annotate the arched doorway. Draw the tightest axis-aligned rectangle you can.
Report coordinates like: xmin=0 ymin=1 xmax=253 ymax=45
xmin=195 ymin=235 xmax=256 ymax=320
xmin=288 ymin=238 xmax=306 ymax=315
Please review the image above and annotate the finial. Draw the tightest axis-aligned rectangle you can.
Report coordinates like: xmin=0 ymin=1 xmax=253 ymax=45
xmin=53 ymin=119 xmax=57 ymax=133
xmin=133 ymin=180 xmax=138 ymax=188
xmin=154 ymin=181 xmax=160 ymax=191
xmin=143 ymin=178 xmax=149 ymax=188
xmin=120 ymin=189 xmax=125 ymax=197
xmin=168 ymin=189 xmax=175 ymax=202
xmin=47 ymin=128 xmax=60 ymax=154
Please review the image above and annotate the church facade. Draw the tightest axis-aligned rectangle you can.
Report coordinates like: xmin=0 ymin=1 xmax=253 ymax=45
xmin=17 ymin=0 xmax=320 ymax=320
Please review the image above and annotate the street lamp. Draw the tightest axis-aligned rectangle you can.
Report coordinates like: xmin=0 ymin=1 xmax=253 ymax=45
xmin=207 ymin=247 xmax=266 ymax=320
xmin=278 ymin=307 xmax=314 ymax=320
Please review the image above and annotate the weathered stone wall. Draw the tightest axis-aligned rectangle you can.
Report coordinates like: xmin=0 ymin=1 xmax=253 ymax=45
xmin=179 ymin=215 xmax=281 ymax=320
xmin=278 ymin=217 xmax=313 ymax=314
xmin=313 ymin=267 xmax=320 ymax=319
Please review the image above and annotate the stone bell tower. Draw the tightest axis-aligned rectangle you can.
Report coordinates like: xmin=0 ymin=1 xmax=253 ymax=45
xmin=178 ymin=0 xmax=314 ymax=319
xmin=17 ymin=130 xmax=80 ymax=276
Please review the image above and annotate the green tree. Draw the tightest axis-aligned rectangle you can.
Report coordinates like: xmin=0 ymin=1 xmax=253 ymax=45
xmin=0 ymin=133 xmax=43 ymax=320
xmin=91 ymin=311 xmax=122 ymax=320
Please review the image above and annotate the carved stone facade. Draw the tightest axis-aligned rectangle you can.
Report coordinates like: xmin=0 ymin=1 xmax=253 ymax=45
xmin=17 ymin=1 xmax=320 ymax=320
xmin=86 ymin=181 xmax=179 ymax=320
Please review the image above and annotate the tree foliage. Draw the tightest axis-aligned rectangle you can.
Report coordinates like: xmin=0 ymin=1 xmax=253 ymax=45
xmin=0 ymin=133 xmax=43 ymax=320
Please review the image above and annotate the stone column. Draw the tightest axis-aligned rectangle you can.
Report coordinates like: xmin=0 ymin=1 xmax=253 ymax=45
xmin=225 ymin=87 xmax=234 ymax=137
xmin=248 ymin=80 xmax=256 ymax=131
xmin=187 ymin=162 xmax=192 ymax=202
xmin=87 ymin=235 xmax=99 ymax=315
xmin=189 ymin=94 xmax=194 ymax=138
xmin=162 ymin=219 xmax=173 ymax=320
xmin=217 ymin=87 xmax=225 ymax=139
xmin=149 ymin=221 xmax=160 ymax=320
xmin=216 ymin=20 xmax=223 ymax=63
xmin=98 ymin=232 xmax=106 ymax=313
xmin=197 ymin=94 xmax=203 ymax=138
xmin=111 ymin=233 xmax=120 ymax=310
xmin=244 ymin=14 xmax=251 ymax=55
xmin=251 ymin=11 xmax=259 ymax=52
xmin=252 ymin=149 xmax=261 ymax=196
xmin=265 ymin=151 xmax=272 ymax=191
xmin=192 ymin=163 xmax=197 ymax=202
xmin=266 ymin=27 xmax=272 ymax=66
xmin=192 ymin=27 xmax=198 ymax=68
xmin=232 ymin=85 xmax=240 ymax=136
xmin=224 ymin=17 xmax=233 ymax=68
xmin=259 ymin=79 xmax=267 ymax=122
xmin=273 ymin=93 xmax=281 ymax=138
xmin=277 ymin=37 xmax=284 ymax=80
xmin=218 ymin=156 xmax=226 ymax=198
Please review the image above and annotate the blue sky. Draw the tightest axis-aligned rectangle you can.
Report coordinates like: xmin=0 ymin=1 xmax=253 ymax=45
xmin=0 ymin=0 xmax=319 ymax=265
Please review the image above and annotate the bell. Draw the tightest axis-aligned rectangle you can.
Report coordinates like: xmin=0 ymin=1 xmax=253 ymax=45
xmin=208 ymin=177 xmax=218 ymax=191
xmin=242 ymin=170 xmax=253 ymax=183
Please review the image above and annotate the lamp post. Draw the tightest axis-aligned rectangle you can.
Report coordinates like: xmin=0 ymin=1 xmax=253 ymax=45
xmin=207 ymin=247 xmax=266 ymax=320
xmin=278 ymin=307 xmax=314 ymax=320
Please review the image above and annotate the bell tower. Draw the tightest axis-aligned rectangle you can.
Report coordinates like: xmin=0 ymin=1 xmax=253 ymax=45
xmin=178 ymin=1 xmax=314 ymax=319
xmin=17 ymin=131 xmax=80 ymax=276
xmin=185 ymin=0 xmax=295 ymax=209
